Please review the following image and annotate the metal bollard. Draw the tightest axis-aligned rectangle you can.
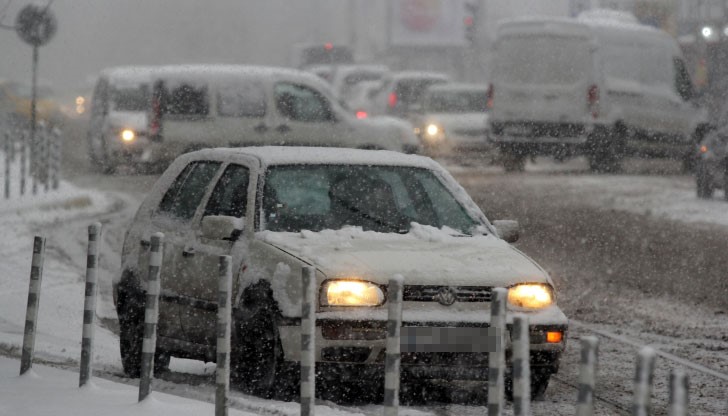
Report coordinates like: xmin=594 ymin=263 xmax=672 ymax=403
xmin=79 ymin=223 xmax=102 ymax=387
xmin=50 ymin=127 xmax=61 ymax=191
xmin=512 ymin=315 xmax=530 ymax=416
xmin=575 ymin=336 xmax=600 ymax=416
xmin=4 ymin=131 xmax=10 ymax=199
xmin=20 ymin=236 xmax=46 ymax=375
xmin=384 ymin=275 xmax=404 ymax=416
xmin=138 ymin=232 xmax=164 ymax=402
xmin=216 ymin=256 xmax=232 ymax=416
xmin=632 ymin=347 xmax=656 ymax=416
xmin=300 ymin=266 xmax=316 ymax=416
xmin=667 ymin=368 xmax=688 ymax=416
xmin=488 ymin=287 xmax=507 ymax=416
xmin=20 ymin=129 xmax=26 ymax=196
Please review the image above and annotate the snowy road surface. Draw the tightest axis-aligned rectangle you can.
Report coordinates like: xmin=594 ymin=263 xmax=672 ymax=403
xmin=1 ymin=152 xmax=727 ymax=415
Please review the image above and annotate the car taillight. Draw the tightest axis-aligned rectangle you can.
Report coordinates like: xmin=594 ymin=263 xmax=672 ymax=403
xmin=355 ymin=110 xmax=368 ymax=119
xmin=388 ymin=92 xmax=397 ymax=108
xmin=486 ymin=83 xmax=494 ymax=110
xmin=587 ymin=84 xmax=599 ymax=119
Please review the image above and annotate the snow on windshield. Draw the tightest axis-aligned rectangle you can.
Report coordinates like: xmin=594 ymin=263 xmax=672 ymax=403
xmin=261 ymin=164 xmax=480 ymax=234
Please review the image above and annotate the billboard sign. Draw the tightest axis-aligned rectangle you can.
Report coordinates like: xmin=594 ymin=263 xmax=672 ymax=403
xmin=390 ymin=0 xmax=470 ymax=47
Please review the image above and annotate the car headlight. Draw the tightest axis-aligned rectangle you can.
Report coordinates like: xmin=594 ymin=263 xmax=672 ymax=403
xmin=321 ymin=280 xmax=385 ymax=307
xmin=507 ymin=283 xmax=554 ymax=309
xmin=425 ymin=123 xmax=440 ymax=137
xmin=121 ymin=129 xmax=136 ymax=142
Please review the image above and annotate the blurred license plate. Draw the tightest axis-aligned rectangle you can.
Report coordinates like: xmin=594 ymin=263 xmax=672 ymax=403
xmin=503 ymin=125 xmax=532 ymax=136
xmin=400 ymin=327 xmax=501 ymax=353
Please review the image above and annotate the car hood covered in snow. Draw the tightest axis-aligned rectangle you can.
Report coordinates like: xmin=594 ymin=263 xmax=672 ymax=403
xmin=257 ymin=224 xmax=551 ymax=288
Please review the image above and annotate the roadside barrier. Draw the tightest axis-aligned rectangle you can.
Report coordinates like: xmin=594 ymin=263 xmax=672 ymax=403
xmin=300 ymin=266 xmax=316 ymax=416
xmin=138 ymin=232 xmax=163 ymax=402
xmin=19 ymin=236 xmax=46 ymax=375
xmin=79 ymin=222 xmax=102 ymax=387
xmin=384 ymin=275 xmax=404 ymax=416
xmin=11 ymin=227 xmax=717 ymax=414
xmin=488 ymin=287 xmax=507 ymax=416
xmin=2 ymin=121 xmax=62 ymax=199
xmin=216 ymin=255 xmax=232 ymax=416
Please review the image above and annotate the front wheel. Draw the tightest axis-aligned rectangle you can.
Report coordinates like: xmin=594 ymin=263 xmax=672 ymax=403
xmin=505 ymin=367 xmax=552 ymax=401
xmin=231 ymin=304 xmax=294 ymax=399
xmin=500 ymin=146 xmax=527 ymax=172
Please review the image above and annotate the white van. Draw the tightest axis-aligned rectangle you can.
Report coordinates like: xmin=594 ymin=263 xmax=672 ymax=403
xmin=144 ymin=65 xmax=419 ymax=170
xmin=488 ymin=13 xmax=709 ymax=171
xmin=87 ymin=66 xmax=156 ymax=172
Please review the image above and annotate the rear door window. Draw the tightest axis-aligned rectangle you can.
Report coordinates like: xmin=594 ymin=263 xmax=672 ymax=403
xmin=158 ymin=161 xmax=221 ymax=221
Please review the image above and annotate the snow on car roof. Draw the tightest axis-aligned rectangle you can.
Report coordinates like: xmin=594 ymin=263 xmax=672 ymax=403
xmin=192 ymin=146 xmax=442 ymax=169
xmin=389 ymin=70 xmax=450 ymax=81
xmin=99 ymin=66 xmax=159 ymax=83
xmin=151 ymin=64 xmax=317 ymax=81
xmin=426 ymin=83 xmax=488 ymax=93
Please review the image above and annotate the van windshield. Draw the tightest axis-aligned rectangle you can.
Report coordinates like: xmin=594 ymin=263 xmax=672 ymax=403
xmin=497 ymin=35 xmax=590 ymax=85
xmin=112 ymin=86 xmax=149 ymax=112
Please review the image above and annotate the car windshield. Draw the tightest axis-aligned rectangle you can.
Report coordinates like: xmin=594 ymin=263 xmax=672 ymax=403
xmin=111 ymin=86 xmax=149 ymax=111
xmin=425 ymin=90 xmax=488 ymax=113
xmin=262 ymin=164 xmax=480 ymax=234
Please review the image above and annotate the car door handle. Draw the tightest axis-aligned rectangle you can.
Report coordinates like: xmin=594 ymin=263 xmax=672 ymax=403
xmin=254 ymin=123 xmax=268 ymax=133
xmin=275 ymin=124 xmax=291 ymax=133
xmin=182 ymin=248 xmax=195 ymax=258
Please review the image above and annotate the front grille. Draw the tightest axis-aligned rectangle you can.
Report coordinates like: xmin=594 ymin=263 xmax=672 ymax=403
xmin=403 ymin=285 xmax=492 ymax=303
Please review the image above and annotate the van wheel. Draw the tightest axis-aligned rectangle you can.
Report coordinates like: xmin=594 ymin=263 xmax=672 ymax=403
xmin=696 ymin=161 xmax=714 ymax=199
xmin=231 ymin=299 xmax=293 ymax=399
xmin=505 ymin=367 xmax=552 ymax=401
xmin=500 ymin=146 xmax=526 ymax=172
xmin=88 ymin=134 xmax=114 ymax=174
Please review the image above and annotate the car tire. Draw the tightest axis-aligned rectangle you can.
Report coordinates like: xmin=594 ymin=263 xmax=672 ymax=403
xmin=231 ymin=299 xmax=293 ymax=399
xmin=696 ymin=161 xmax=714 ymax=199
xmin=88 ymin=133 xmax=116 ymax=174
xmin=501 ymin=146 xmax=526 ymax=172
xmin=505 ymin=367 xmax=552 ymax=401
xmin=587 ymin=125 xmax=624 ymax=173
xmin=117 ymin=283 xmax=170 ymax=378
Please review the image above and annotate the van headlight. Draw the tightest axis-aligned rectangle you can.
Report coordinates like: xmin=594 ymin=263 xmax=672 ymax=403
xmin=321 ymin=280 xmax=385 ymax=307
xmin=507 ymin=283 xmax=554 ymax=309
xmin=121 ymin=129 xmax=136 ymax=142
xmin=425 ymin=123 xmax=441 ymax=137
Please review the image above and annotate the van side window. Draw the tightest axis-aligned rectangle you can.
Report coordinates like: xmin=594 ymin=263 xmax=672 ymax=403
xmin=165 ymin=83 xmax=209 ymax=117
xmin=158 ymin=161 xmax=221 ymax=221
xmin=274 ymin=83 xmax=334 ymax=122
xmin=217 ymin=83 xmax=266 ymax=118
xmin=674 ymin=58 xmax=694 ymax=101
xmin=204 ymin=164 xmax=250 ymax=218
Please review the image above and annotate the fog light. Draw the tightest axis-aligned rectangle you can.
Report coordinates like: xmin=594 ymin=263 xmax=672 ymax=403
xmin=546 ymin=331 xmax=563 ymax=343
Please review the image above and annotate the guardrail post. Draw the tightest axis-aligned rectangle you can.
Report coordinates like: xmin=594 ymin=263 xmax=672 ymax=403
xmin=79 ymin=222 xmax=102 ymax=387
xmin=216 ymin=255 xmax=232 ymax=416
xmin=4 ymin=130 xmax=10 ymax=199
xmin=384 ymin=275 xmax=404 ymax=416
xmin=512 ymin=315 xmax=530 ymax=416
xmin=667 ymin=368 xmax=688 ymax=416
xmin=300 ymin=266 xmax=316 ymax=416
xmin=488 ymin=287 xmax=507 ymax=416
xmin=138 ymin=232 xmax=163 ymax=402
xmin=20 ymin=236 xmax=46 ymax=375
xmin=575 ymin=336 xmax=599 ymax=416
xmin=632 ymin=347 xmax=656 ymax=416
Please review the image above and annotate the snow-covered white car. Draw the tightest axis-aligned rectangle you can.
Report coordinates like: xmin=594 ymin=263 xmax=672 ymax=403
xmin=114 ymin=146 xmax=568 ymax=400
xmin=414 ymin=83 xmax=492 ymax=157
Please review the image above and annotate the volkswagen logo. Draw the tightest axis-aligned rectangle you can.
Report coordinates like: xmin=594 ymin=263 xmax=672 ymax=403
xmin=435 ymin=287 xmax=457 ymax=306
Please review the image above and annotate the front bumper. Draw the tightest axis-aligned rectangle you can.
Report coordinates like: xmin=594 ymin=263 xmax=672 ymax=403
xmin=279 ymin=317 xmax=567 ymax=381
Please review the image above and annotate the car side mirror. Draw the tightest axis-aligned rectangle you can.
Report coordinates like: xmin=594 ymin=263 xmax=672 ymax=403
xmin=493 ymin=220 xmax=519 ymax=243
xmin=201 ymin=215 xmax=243 ymax=241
